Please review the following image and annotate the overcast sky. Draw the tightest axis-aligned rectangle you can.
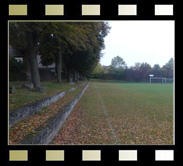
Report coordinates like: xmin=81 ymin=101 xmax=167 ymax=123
xmin=100 ymin=21 xmax=174 ymax=67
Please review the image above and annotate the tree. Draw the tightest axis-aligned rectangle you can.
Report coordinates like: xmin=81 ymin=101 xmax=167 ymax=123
xmin=91 ymin=62 xmax=103 ymax=78
xmin=62 ymin=22 xmax=110 ymax=81
xmin=162 ymin=58 xmax=174 ymax=78
xmin=134 ymin=62 xmax=141 ymax=70
xmin=108 ymin=56 xmax=126 ymax=80
xmin=10 ymin=22 xmax=111 ymax=85
xmin=9 ymin=22 xmax=46 ymax=88
xmin=133 ymin=63 xmax=141 ymax=82
xmin=139 ymin=63 xmax=152 ymax=81
xmin=152 ymin=64 xmax=161 ymax=77
xmin=39 ymin=22 xmax=84 ymax=83
xmin=111 ymin=56 xmax=127 ymax=69
xmin=39 ymin=22 xmax=101 ymax=83
xmin=125 ymin=62 xmax=151 ymax=82
xmin=9 ymin=57 xmax=26 ymax=81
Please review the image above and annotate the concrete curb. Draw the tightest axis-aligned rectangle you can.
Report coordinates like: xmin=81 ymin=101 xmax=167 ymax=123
xmin=21 ymin=83 xmax=89 ymax=144
xmin=9 ymin=82 xmax=86 ymax=127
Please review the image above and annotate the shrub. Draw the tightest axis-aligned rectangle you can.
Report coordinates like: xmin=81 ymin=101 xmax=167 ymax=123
xmin=9 ymin=58 xmax=27 ymax=81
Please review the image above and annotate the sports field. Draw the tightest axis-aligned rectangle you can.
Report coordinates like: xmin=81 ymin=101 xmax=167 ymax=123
xmin=52 ymin=81 xmax=174 ymax=145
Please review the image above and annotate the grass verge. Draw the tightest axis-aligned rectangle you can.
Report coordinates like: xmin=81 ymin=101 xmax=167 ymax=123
xmin=9 ymin=80 xmax=82 ymax=111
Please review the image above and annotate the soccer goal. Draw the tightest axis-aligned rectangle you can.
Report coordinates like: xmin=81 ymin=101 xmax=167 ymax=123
xmin=149 ymin=77 xmax=167 ymax=83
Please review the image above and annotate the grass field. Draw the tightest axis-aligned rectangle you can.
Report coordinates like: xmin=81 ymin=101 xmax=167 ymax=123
xmin=52 ymin=81 xmax=173 ymax=145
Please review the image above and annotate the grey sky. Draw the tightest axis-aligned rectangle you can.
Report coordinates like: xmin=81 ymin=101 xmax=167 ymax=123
xmin=100 ymin=21 xmax=174 ymax=67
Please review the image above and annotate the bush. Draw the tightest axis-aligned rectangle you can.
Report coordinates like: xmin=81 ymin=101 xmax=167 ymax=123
xmin=9 ymin=58 xmax=27 ymax=81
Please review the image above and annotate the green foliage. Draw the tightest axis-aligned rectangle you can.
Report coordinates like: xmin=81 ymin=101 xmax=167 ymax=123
xmin=9 ymin=22 xmax=47 ymax=53
xmin=90 ymin=63 xmax=104 ymax=78
xmin=9 ymin=23 xmax=27 ymax=52
xmin=63 ymin=22 xmax=111 ymax=75
xmin=9 ymin=22 xmax=49 ymax=88
xmin=162 ymin=58 xmax=174 ymax=78
xmin=92 ymin=63 xmax=103 ymax=75
xmin=9 ymin=58 xmax=26 ymax=81
xmin=9 ymin=22 xmax=111 ymax=84
xmin=107 ymin=56 xmax=127 ymax=80
xmin=111 ymin=56 xmax=126 ymax=69
xmin=152 ymin=64 xmax=161 ymax=77
xmin=102 ymin=58 xmax=174 ymax=82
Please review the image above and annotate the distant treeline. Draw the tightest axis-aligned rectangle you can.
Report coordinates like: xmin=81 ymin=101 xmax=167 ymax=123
xmin=91 ymin=56 xmax=174 ymax=82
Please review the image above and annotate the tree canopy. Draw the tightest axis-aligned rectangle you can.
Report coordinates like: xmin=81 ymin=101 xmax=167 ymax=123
xmin=111 ymin=56 xmax=127 ymax=69
xmin=9 ymin=22 xmax=111 ymax=85
xmin=9 ymin=22 xmax=48 ymax=88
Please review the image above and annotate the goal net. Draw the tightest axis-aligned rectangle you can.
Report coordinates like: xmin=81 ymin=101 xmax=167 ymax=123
xmin=150 ymin=77 xmax=167 ymax=83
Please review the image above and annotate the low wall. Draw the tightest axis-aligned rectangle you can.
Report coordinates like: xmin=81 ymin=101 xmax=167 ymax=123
xmin=9 ymin=82 xmax=86 ymax=127
xmin=21 ymin=83 xmax=89 ymax=144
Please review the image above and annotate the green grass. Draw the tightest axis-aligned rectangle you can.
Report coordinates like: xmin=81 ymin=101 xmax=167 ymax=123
xmin=53 ymin=81 xmax=173 ymax=145
xmin=9 ymin=81 xmax=82 ymax=111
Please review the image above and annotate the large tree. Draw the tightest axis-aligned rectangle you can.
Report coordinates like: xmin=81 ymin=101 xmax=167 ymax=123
xmin=9 ymin=22 xmax=46 ymax=88
xmin=92 ymin=62 xmax=103 ymax=75
xmin=162 ymin=58 xmax=174 ymax=78
xmin=111 ymin=56 xmax=127 ymax=69
xmin=108 ymin=56 xmax=127 ymax=80
xmin=10 ymin=22 xmax=110 ymax=85
xmin=152 ymin=64 xmax=161 ymax=77
xmin=139 ymin=63 xmax=152 ymax=81
xmin=62 ymin=22 xmax=110 ymax=82
xmin=39 ymin=22 xmax=89 ymax=83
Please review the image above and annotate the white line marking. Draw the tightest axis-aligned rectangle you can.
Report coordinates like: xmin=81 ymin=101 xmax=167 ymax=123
xmin=94 ymin=83 xmax=119 ymax=144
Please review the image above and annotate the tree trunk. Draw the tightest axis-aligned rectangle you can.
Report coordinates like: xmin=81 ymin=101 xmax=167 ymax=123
xmin=79 ymin=74 xmax=82 ymax=80
xmin=74 ymin=71 xmax=79 ymax=83
xmin=74 ymin=71 xmax=76 ymax=82
xmin=66 ymin=69 xmax=70 ymax=82
xmin=56 ymin=48 xmax=62 ymax=83
xmin=26 ymin=32 xmax=41 ymax=88
xmin=72 ymin=72 xmax=75 ymax=82
xmin=63 ymin=57 xmax=71 ymax=82
xmin=77 ymin=72 xmax=79 ymax=82
xmin=67 ymin=71 xmax=70 ymax=82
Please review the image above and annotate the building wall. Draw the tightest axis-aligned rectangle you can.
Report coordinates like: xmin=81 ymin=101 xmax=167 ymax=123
xmin=39 ymin=69 xmax=56 ymax=81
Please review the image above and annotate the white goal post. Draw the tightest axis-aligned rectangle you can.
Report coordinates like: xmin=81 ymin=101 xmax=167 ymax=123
xmin=149 ymin=77 xmax=167 ymax=83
